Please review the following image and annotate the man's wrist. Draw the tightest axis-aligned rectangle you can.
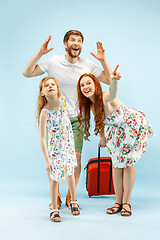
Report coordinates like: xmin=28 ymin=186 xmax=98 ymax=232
xmin=99 ymin=58 xmax=106 ymax=63
xmin=37 ymin=50 xmax=43 ymax=57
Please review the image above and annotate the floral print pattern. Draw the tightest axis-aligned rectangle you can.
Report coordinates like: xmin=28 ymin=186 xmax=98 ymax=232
xmin=42 ymin=98 xmax=77 ymax=182
xmin=105 ymin=104 xmax=154 ymax=168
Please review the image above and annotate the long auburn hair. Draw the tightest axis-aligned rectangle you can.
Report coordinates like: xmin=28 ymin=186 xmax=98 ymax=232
xmin=77 ymin=74 xmax=105 ymax=140
xmin=37 ymin=76 xmax=61 ymax=125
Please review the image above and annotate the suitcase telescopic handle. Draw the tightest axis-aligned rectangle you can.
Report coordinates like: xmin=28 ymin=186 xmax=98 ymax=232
xmin=97 ymin=146 xmax=112 ymax=193
xmin=97 ymin=147 xmax=101 ymax=193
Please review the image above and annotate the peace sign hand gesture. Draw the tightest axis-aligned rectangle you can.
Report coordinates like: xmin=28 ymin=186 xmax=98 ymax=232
xmin=39 ymin=35 xmax=53 ymax=55
xmin=111 ymin=65 xmax=121 ymax=80
xmin=90 ymin=41 xmax=105 ymax=61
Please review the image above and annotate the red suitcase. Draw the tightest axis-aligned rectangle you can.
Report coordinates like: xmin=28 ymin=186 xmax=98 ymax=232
xmin=84 ymin=147 xmax=115 ymax=197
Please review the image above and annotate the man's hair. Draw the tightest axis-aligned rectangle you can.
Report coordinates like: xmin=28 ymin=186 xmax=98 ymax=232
xmin=63 ymin=30 xmax=84 ymax=43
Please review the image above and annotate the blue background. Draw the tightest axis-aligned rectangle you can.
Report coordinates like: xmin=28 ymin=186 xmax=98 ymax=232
xmin=0 ymin=0 xmax=160 ymax=239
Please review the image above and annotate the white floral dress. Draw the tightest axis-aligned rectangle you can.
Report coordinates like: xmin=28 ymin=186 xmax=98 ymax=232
xmin=105 ymin=104 xmax=154 ymax=168
xmin=42 ymin=97 xmax=77 ymax=182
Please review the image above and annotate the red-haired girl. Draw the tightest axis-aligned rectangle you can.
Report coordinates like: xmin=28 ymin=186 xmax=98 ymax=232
xmin=38 ymin=77 xmax=80 ymax=222
xmin=77 ymin=66 xmax=154 ymax=216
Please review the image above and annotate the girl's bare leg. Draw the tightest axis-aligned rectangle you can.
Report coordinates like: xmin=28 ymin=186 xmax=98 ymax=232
xmin=66 ymin=152 xmax=81 ymax=206
xmin=48 ymin=171 xmax=61 ymax=209
xmin=50 ymin=179 xmax=61 ymax=221
xmin=67 ymin=175 xmax=79 ymax=215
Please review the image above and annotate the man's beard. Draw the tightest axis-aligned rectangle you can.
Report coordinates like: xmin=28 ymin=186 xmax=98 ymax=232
xmin=67 ymin=46 xmax=82 ymax=58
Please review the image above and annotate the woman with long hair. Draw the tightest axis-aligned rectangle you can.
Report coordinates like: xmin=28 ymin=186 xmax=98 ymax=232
xmin=77 ymin=66 xmax=154 ymax=216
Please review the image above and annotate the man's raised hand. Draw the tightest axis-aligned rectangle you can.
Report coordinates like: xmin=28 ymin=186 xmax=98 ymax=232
xmin=90 ymin=41 xmax=105 ymax=61
xmin=39 ymin=35 xmax=53 ymax=55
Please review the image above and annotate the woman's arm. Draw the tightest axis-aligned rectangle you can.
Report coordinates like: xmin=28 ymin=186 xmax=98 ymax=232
xmin=103 ymin=65 xmax=121 ymax=102
xmin=99 ymin=134 xmax=106 ymax=148
xmin=39 ymin=111 xmax=53 ymax=172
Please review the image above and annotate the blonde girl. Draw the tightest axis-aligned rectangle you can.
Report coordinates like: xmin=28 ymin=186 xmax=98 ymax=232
xmin=38 ymin=76 xmax=80 ymax=222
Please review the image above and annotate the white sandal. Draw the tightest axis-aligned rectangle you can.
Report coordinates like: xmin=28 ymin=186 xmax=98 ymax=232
xmin=50 ymin=209 xmax=61 ymax=222
xmin=69 ymin=200 xmax=80 ymax=215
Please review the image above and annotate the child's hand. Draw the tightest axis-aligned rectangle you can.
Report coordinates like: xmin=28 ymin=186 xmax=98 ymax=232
xmin=45 ymin=160 xmax=53 ymax=172
xmin=99 ymin=136 xmax=106 ymax=148
xmin=111 ymin=64 xmax=121 ymax=80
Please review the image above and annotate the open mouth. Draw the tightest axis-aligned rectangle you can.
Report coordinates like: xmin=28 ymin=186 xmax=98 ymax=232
xmin=49 ymin=89 xmax=54 ymax=92
xmin=84 ymin=90 xmax=91 ymax=94
xmin=72 ymin=48 xmax=79 ymax=51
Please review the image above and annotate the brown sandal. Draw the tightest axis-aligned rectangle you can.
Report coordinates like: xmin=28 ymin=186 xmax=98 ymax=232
xmin=65 ymin=193 xmax=71 ymax=209
xmin=121 ymin=203 xmax=132 ymax=216
xmin=106 ymin=202 xmax=122 ymax=214
xmin=49 ymin=195 xmax=62 ymax=210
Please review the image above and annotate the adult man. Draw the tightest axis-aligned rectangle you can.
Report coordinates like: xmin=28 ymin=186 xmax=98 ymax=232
xmin=23 ymin=30 xmax=112 ymax=208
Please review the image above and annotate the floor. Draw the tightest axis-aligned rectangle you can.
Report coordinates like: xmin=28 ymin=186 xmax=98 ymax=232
xmin=0 ymin=181 xmax=159 ymax=240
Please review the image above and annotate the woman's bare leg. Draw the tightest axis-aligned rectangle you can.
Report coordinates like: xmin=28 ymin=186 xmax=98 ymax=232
xmin=122 ymin=165 xmax=135 ymax=214
xmin=107 ymin=168 xmax=123 ymax=214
